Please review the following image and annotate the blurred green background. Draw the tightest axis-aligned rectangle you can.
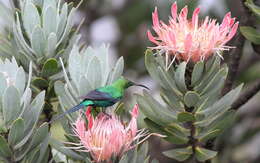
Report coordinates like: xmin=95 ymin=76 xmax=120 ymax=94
xmin=0 ymin=0 xmax=260 ymax=162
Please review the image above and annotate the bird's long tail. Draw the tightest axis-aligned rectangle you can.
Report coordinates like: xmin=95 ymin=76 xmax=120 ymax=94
xmin=50 ymin=103 xmax=85 ymax=123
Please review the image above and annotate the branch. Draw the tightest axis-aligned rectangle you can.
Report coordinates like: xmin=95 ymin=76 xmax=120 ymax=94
xmin=222 ymin=0 xmax=253 ymax=95
xmin=222 ymin=33 xmax=245 ymax=95
xmin=232 ymin=79 xmax=260 ymax=110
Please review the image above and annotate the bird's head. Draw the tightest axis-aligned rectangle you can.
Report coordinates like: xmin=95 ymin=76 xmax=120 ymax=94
xmin=114 ymin=77 xmax=149 ymax=90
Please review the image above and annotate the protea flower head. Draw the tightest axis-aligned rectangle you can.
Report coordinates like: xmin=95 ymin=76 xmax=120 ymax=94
xmin=147 ymin=2 xmax=239 ymax=68
xmin=73 ymin=105 xmax=148 ymax=162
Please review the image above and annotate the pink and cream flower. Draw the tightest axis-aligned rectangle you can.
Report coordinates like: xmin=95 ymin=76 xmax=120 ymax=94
xmin=147 ymin=2 xmax=239 ymax=68
xmin=73 ymin=105 xmax=148 ymax=162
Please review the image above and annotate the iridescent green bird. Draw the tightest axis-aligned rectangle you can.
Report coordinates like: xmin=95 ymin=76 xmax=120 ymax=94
xmin=52 ymin=77 xmax=148 ymax=122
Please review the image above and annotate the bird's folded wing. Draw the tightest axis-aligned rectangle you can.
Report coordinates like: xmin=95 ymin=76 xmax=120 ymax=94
xmin=79 ymin=90 xmax=116 ymax=101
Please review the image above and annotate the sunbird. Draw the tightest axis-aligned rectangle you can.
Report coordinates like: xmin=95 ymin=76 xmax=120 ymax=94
xmin=51 ymin=77 xmax=149 ymax=122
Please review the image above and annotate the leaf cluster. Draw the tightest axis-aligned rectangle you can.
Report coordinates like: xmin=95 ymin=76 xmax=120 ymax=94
xmin=136 ymin=50 xmax=243 ymax=162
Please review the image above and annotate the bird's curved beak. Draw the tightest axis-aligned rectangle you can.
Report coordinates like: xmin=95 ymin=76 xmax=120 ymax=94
xmin=134 ymin=83 xmax=150 ymax=90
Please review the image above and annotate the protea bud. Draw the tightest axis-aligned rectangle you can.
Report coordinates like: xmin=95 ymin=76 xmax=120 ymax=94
xmin=147 ymin=2 xmax=238 ymax=69
xmin=73 ymin=105 xmax=144 ymax=162
xmin=0 ymin=57 xmax=48 ymax=162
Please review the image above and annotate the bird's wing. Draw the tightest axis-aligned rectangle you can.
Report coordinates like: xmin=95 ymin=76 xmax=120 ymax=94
xmin=80 ymin=89 xmax=116 ymax=101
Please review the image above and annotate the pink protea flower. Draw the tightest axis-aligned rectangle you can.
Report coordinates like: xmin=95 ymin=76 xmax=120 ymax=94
xmin=147 ymin=2 xmax=239 ymax=68
xmin=73 ymin=105 xmax=147 ymax=162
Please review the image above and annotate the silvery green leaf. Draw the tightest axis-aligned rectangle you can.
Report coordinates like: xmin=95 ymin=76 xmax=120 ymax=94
xmin=22 ymin=2 xmax=41 ymax=38
xmin=25 ymin=62 xmax=33 ymax=90
xmin=60 ymin=58 xmax=78 ymax=97
xmin=137 ymin=91 xmax=177 ymax=126
xmin=27 ymin=147 xmax=40 ymax=163
xmin=195 ymin=85 xmax=242 ymax=127
xmin=33 ymin=0 xmax=43 ymax=6
xmin=41 ymin=58 xmax=59 ymax=77
xmin=3 ymin=86 xmax=21 ymax=126
xmin=177 ymin=112 xmax=196 ymax=122
xmin=49 ymin=138 xmax=84 ymax=160
xmin=37 ymin=135 xmax=49 ymax=163
xmin=0 ymin=37 xmax=14 ymax=58
xmin=46 ymin=33 xmax=57 ymax=57
xmin=197 ymin=110 xmax=235 ymax=142
xmin=14 ymin=67 xmax=26 ymax=94
xmin=87 ymin=56 xmax=102 ymax=89
xmin=31 ymin=26 xmax=46 ymax=57
xmin=29 ymin=122 xmax=49 ymax=151
xmin=135 ymin=142 xmax=149 ymax=163
xmin=157 ymin=67 xmax=183 ymax=97
xmin=0 ymin=72 xmax=7 ymax=99
xmin=143 ymin=91 xmax=178 ymax=121
xmin=68 ymin=45 xmax=81 ymax=86
xmin=57 ymin=3 xmax=68 ymax=39
xmin=13 ymin=123 xmax=49 ymax=160
xmin=163 ymin=146 xmax=192 ymax=161
xmin=85 ymin=158 xmax=92 ymax=163
xmin=195 ymin=57 xmax=221 ymax=92
xmin=17 ymin=91 xmax=45 ymax=149
xmin=184 ymin=91 xmax=200 ymax=108
xmin=0 ymin=2 xmax=13 ymax=27
xmin=43 ymin=0 xmax=57 ymax=14
xmin=0 ymin=114 xmax=7 ymax=133
xmin=145 ymin=50 xmax=162 ymax=85
xmin=64 ymin=84 xmax=77 ymax=105
xmin=166 ymin=123 xmax=190 ymax=137
xmin=0 ymin=135 xmax=12 ymax=158
xmin=97 ymin=44 xmax=110 ymax=83
xmin=14 ymin=13 xmax=35 ymax=58
xmin=52 ymin=148 xmax=68 ymax=163
xmin=43 ymin=6 xmax=57 ymax=37
xmin=144 ymin=118 xmax=188 ymax=144
xmin=79 ymin=76 xmax=93 ymax=97
xmin=195 ymin=147 xmax=217 ymax=162
xmin=108 ymin=56 xmax=124 ymax=84
xmin=191 ymin=61 xmax=204 ymax=86
xmin=83 ymin=47 xmax=95 ymax=64
xmin=55 ymin=81 xmax=75 ymax=112
xmin=174 ymin=62 xmax=187 ymax=93
xmin=245 ymin=0 xmax=260 ymax=19
xmin=57 ymin=8 xmax=75 ymax=46
xmin=160 ymin=89 xmax=185 ymax=111
xmin=8 ymin=118 xmax=25 ymax=147
xmin=197 ymin=129 xmax=221 ymax=143
xmin=197 ymin=84 xmax=243 ymax=118
xmin=32 ymin=77 xmax=49 ymax=89
xmin=200 ymin=67 xmax=228 ymax=95
xmin=24 ymin=91 xmax=45 ymax=129
xmin=54 ymin=81 xmax=65 ymax=96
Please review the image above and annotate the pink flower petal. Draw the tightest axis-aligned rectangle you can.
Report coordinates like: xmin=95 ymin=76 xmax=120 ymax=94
xmin=184 ymin=34 xmax=193 ymax=52
xmin=171 ymin=2 xmax=178 ymax=20
xmin=147 ymin=3 xmax=238 ymax=63
xmin=152 ymin=7 xmax=160 ymax=27
xmin=131 ymin=104 xmax=139 ymax=118
xmin=169 ymin=32 xmax=176 ymax=46
xmin=147 ymin=30 xmax=159 ymax=45
xmin=179 ymin=6 xmax=188 ymax=21
xmin=224 ymin=22 xmax=239 ymax=44
xmin=73 ymin=104 xmax=143 ymax=162
xmin=192 ymin=7 xmax=200 ymax=28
